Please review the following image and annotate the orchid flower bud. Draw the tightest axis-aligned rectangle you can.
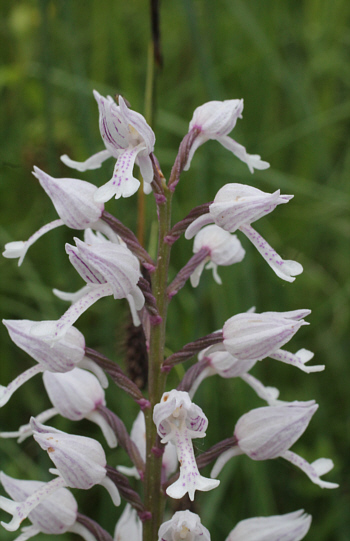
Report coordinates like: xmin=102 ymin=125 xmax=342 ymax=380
xmin=53 ymin=228 xmax=142 ymax=327
xmin=158 ymin=510 xmax=211 ymax=541
xmin=0 ymin=320 xmax=97 ymax=409
xmin=2 ymin=166 xmax=108 ymax=267
xmin=234 ymin=401 xmax=318 ymax=460
xmin=33 ymin=166 xmax=104 ymax=228
xmin=29 ymin=238 xmax=145 ymax=342
xmin=223 ymin=310 xmax=310 ymax=363
xmin=3 ymin=319 xmax=85 ymax=371
xmin=185 ymin=184 xmax=303 ymax=282
xmin=61 ymin=91 xmax=155 ymax=200
xmin=114 ymin=504 xmax=142 ymax=541
xmin=1 ymin=319 xmax=108 ymax=409
xmin=211 ymin=401 xmax=338 ymax=489
xmin=66 ymin=237 xmax=143 ymax=302
xmin=42 ymin=368 xmax=117 ymax=447
xmin=190 ymin=225 xmax=245 ymax=286
xmin=153 ymin=390 xmax=219 ymax=501
xmin=225 ymin=510 xmax=312 ymax=541
xmin=184 ymin=100 xmax=269 ymax=174
xmin=1 ymin=368 xmax=115 ymax=447
xmin=30 ymin=419 xmax=120 ymax=503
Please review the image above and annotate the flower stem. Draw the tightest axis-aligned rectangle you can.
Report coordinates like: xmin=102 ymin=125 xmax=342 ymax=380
xmin=143 ymin=186 xmax=173 ymax=541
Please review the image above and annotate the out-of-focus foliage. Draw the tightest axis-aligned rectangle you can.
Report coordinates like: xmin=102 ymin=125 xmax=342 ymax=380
xmin=0 ymin=1 xmax=349 ymax=540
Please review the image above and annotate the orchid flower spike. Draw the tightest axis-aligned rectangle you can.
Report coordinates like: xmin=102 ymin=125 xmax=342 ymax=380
xmin=0 ymin=472 xmax=100 ymax=540
xmin=158 ymin=510 xmax=211 ymax=541
xmin=1 ymin=368 xmax=116 ymax=447
xmin=31 ymin=418 xmax=120 ymax=502
xmin=2 ymin=166 xmax=110 ymax=266
xmin=153 ymin=390 xmax=220 ymax=501
xmin=211 ymin=401 xmax=338 ymax=489
xmin=185 ymin=183 xmax=303 ymax=282
xmin=30 ymin=237 xmax=144 ymax=342
xmin=219 ymin=309 xmax=324 ymax=373
xmin=118 ymin=411 xmax=177 ymax=482
xmin=61 ymin=91 xmax=155 ymax=200
xmin=185 ymin=99 xmax=269 ymax=174
xmin=190 ymin=225 xmax=245 ymax=287
xmin=114 ymin=504 xmax=142 ymax=541
xmin=225 ymin=510 xmax=312 ymax=541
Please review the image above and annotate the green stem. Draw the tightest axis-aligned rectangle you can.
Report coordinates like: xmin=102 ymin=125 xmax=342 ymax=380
xmin=143 ymin=186 xmax=173 ymax=541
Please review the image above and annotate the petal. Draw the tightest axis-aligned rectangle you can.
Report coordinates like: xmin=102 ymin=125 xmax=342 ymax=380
xmin=31 ymin=420 xmax=107 ymax=489
xmin=86 ymin=411 xmax=117 ymax=448
xmin=0 ymin=365 xmax=44 ymax=408
xmin=240 ymin=373 xmax=283 ymax=406
xmin=3 ymin=219 xmax=64 ymax=266
xmin=240 ymin=224 xmax=303 ymax=282
xmin=137 ymin=154 xmax=154 ymax=185
xmin=30 ymin=284 xmax=113 ymax=342
xmin=282 ymin=450 xmax=339 ymax=489
xmin=185 ymin=213 xmax=215 ymax=240
xmin=225 ymin=510 xmax=312 ymax=541
xmin=118 ymin=95 xmax=155 ymax=152
xmin=43 ymin=368 xmax=105 ymax=421
xmin=114 ymin=504 xmax=142 ymax=541
xmin=190 ymin=260 xmax=207 ymax=287
xmin=183 ymin=133 xmax=209 ymax=171
xmin=93 ymin=91 xmax=129 ymax=153
xmin=218 ymin=135 xmax=270 ymax=173
xmin=33 ymin=167 xmax=104 ymax=229
xmin=0 ymin=476 xmax=67 ymax=532
xmin=269 ymin=348 xmax=325 ymax=373
xmin=210 ymin=185 xmax=285 ymax=233
xmin=3 ymin=319 xmax=86 ymax=372
xmin=60 ymin=149 xmax=112 ymax=172
xmin=235 ymin=402 xmax=318 ymax=460
xmin=189 ymin=99 xmax=244 ymax=136
xmin=210 ymin=447 xmax=243 ymax=478
xmin=166 ymin=472 xmax=219 ymax=502
xmin=94 ymin=147 xmax=142 ymax=202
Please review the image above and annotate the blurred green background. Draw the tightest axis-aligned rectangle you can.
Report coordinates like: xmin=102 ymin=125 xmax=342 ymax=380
xmin=0 ymin=0 xmax=349 ymax=539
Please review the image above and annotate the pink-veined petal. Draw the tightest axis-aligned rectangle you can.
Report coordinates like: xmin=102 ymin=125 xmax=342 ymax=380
xmin=240 ymin=224 xmax=303 ymax=282
xmin=218 ymin=135 xmax=270 ymax=173
xmin=94 ymin=146 xmax=143 ymax=202
xmin=60 ymin=149 xmax=112 ymax=171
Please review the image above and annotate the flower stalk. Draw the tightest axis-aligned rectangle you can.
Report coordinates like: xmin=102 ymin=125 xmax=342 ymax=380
xmin=143 ymin=183 xmax=173 ymax=541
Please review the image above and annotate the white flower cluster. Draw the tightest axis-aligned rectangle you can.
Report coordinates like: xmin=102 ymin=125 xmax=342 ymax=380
xmin=0 ymin=93 xmax=337 ymax=541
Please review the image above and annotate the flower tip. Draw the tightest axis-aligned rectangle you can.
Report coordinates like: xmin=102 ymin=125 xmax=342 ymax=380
xmin=92 ymin=89 xmax=101 ymax=101
xmin=32 ymin=165 xmax=43 ymax=178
